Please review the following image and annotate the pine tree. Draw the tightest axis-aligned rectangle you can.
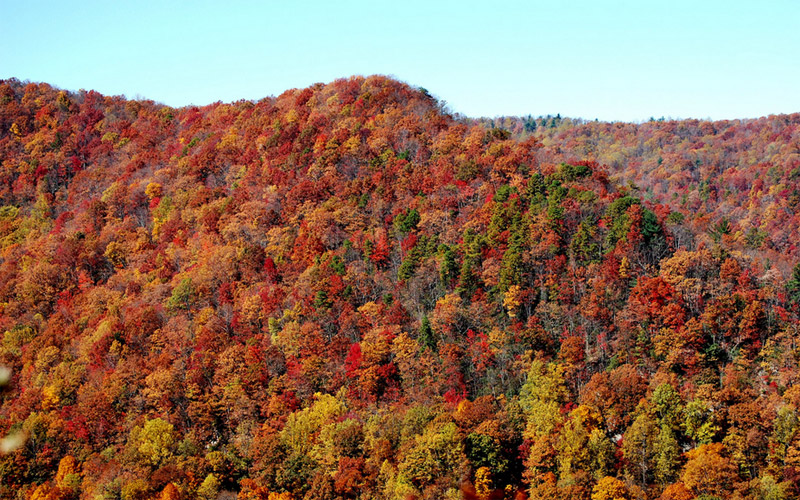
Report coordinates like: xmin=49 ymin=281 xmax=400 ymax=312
xmin=787 ymin=263 xmax=800 ymax=306
xmin=418 ymin=316 xmax=437 ymax=351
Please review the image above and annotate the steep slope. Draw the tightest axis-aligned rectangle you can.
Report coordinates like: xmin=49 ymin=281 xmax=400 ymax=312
xmin=0 ymin=77 xmax=799 ymax=499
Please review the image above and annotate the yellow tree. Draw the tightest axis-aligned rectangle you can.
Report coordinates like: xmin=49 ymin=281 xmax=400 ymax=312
xmin=132 ymin=417 xmax=176 ymax=467
xmin=557 ymin=405 xmax=609 ymax=482
xmin=680 ymin=443 xmax=738 ymax=498
xmin=397 ymin=420 xmax=465 ymax=493
xmin=197 ymin=474 xmax=220 ymax=500
xmin=622 ymin=413 xmax=657 ymax=488
xmin=54 ymin=454 xmax=81 ymax=493
xmin=520 ymin=360 xmax=568 ymax=483
xmin=591 ymin=476 xmax=631 ymax=500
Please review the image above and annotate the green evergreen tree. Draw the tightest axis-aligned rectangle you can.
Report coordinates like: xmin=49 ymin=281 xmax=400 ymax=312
xmin=654 ymin=424 xmax=681 ymax=486
xmin=787 ymin=263 xmax=800 ymax=306
xmin=418 ymin=316 xmax=437 ymax=351
xmin=438 ymin=245 xmax=459 ymax=287
xmin=456 ymin=229 xmax=483 ymax=298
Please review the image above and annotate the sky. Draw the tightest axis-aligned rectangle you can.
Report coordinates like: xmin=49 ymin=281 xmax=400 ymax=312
xmin=1 ymin=0 xmax=798 ymax=122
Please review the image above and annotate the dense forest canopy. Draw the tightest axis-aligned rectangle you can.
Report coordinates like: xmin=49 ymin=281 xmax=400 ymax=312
xmin=1 ymin=76 xmax=800 ymax=500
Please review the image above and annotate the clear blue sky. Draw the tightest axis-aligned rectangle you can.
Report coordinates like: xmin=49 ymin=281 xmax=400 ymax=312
xmin=1 ymin=0 xmax=798 ymax=121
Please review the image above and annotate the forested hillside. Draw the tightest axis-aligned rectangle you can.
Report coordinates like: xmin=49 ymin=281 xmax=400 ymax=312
xmin=485 ymin=113 xmax=800 ymax=268
xmin=1 ymin=76 xmax=800 ymax=500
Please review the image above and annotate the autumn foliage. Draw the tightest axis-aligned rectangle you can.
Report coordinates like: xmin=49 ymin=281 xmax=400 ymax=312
xmin=1 ymin=76 xmax=800 ymax=499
